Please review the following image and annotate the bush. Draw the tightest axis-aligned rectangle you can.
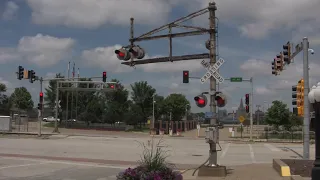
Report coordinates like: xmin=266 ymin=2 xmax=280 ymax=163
xmin=116 ymin=138 xmax=182 ymax=180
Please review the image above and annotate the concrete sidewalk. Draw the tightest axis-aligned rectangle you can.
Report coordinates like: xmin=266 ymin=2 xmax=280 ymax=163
xmin=182 ymin=163 xmax=291 ymax=180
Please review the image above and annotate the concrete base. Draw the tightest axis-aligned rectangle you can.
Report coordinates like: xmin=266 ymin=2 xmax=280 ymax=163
xmin=197 ymin=165 xmax=227 ymax=177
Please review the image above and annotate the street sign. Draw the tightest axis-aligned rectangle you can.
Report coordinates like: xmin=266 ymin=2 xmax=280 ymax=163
xmin=200 ymin=58 xmax=225 ymax=84
xmin=230 ymin=77 xmax=242 ymax=82
xmin=205 ymin=112 xmax=215 ymax=118
xmin=238 ymin=115 xmax=245 ymax=123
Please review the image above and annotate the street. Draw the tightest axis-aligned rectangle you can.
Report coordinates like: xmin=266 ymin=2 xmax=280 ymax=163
xmin=0 ymin=135 xmax=314 ymax=179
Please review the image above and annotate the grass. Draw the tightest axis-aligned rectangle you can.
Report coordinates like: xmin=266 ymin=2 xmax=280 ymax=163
xmin=43 ymin=122 xmax=55 ymax=127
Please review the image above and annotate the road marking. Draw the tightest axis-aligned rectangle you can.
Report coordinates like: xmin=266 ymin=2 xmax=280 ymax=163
xmin=264 ymin=143 xmax=281 ymax=152
xmin=0 ymin=156 xmax=127 ymax=169
xmin=248 ymin=144 xmax=256 ymax=163
xmin=0 ymin=162 xmax=49 ymax=170
xmin=220 ymin=143 xmax=230 ymax=159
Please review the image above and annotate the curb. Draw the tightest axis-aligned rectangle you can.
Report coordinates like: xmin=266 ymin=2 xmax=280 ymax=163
xmin=273 ymin=159 xmax=305 ymax=179
xmin=0 ymin=132 xmax=57 ymax=136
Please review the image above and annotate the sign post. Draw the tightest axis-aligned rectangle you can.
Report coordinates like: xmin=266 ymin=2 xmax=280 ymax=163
xmin=238 ymin=116 xmax=245 ymax=138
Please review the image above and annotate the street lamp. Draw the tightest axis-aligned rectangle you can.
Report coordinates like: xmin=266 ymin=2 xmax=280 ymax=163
xmin=308 ymin=82 xmax=320 ymax=179
xmin=152 ymin=94 xmax=156 ymax=129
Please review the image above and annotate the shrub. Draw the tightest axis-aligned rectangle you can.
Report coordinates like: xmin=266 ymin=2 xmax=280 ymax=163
xmin=116 ymin=138 xmax=182 ymax=180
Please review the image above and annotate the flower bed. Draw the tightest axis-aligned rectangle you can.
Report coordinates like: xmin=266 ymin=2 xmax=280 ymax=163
xmin=116 ymin=138 xmax=183 ymax=180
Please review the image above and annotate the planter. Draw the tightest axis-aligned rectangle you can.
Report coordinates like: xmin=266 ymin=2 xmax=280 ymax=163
xmin=159 ymin=130 xmax=164 ymax=135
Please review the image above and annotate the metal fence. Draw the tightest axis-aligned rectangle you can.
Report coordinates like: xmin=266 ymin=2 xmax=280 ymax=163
xmin=11 ymin=115 xmax=37 ymax=133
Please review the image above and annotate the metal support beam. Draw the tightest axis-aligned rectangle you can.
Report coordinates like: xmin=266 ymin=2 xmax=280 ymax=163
xmin=303 ymin=37 xmax=310 ymax=159
xmin=131 ymin=30 xmax=211 ymax=42
xmin=121 ymin=53 xmax=209 ymax=65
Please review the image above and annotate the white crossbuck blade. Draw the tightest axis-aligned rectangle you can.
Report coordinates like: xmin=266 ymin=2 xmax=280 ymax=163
xmin=200 ymin=58 xmax=225 ymax=84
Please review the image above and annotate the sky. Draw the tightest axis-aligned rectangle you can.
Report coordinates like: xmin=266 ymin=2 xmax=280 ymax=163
xmin=1 ymin=0 xmax=320 ymax=113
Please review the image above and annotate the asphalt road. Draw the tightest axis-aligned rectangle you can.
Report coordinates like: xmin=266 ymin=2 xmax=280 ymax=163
xmin=0 ymin=135 xmax=315 ymax=179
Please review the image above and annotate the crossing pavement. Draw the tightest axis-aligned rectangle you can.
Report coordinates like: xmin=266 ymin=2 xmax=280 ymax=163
xmin=0 ymin=133 xmax=315 ymax=179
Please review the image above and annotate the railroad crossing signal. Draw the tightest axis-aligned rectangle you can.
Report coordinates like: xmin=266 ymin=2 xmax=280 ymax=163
xmin=292 ymin=79 xmax=304 ymax=116
xmin=115 ymin=46 xmax=145 ymax=61
xmin=17 ymin=66 xmax=24 ymax=80
xmin=183 ymin=70 xmax=189 ymax=83
xmin=55 ymin=100 xmax=61 ymax=109
xmin=200 ymin=58 xmax=225 ymax=84
xmin=245 ymin=94 xmax=249 ymax=113
xmin=215 ymin=92 xmax=227 ymax=107
xmin=194 ymin=94 xmax=207 ymax=108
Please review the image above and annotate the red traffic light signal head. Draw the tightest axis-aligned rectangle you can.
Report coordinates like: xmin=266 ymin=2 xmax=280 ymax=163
xmin=115 ymin=48 xmax=131 ymax=61
xmin=245 ymin=94 xmax=249 ymax=105
xmin=40 ymin=92 xmax=43 ymax=97
xmin=246 ymin=105 xmax=249 ymax=113
xmin=183 ymin=70 xmax=189 ymax=83
xmin=103 ymin=72 xmax=106 ymax=76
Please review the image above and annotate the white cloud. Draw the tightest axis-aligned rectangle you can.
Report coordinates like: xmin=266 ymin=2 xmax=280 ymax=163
xmin=2 ymin=1 xmax=19 ymax=20
xmin=17 ymin=34 xmax=75 ymax=67
xmin=191 ymin=0 xmax=320 ymax=39
xmin=27 ymin=0 xmax=175 ymax=29
xmin=142 ymin=59 xmax=204 ymax=73
xmin=255 ymin=86 xmax=275 ymax=95
xmin=240 ymin=59 xmax=270 ymax=76
xmin=81 ymin=45 xmax=133 ymax=73
xmin=0 ymin=48 xmax=20 ymax=63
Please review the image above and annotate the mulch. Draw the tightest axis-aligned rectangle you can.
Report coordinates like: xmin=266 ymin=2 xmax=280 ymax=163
xmin=281 ymin=159 xmax=314 ymax=177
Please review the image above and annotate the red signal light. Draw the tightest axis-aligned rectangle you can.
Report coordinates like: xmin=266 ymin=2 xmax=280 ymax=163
xmin=245 ymin=94 xmax=249 ymax=98
xmin=198 ymin=99 xmax=205 ymax=104
xmin=110 ymin=85 xmax=114 ymax=89
xmin=103 ymin=72 xmax=106 ymax=75
xmin=184 ymin=72 xmax=188 ymax=76
xmin=40 ymin=92 xmax=43 ymax=97
xmin=118 ymin=52 xmax=125 ymax=57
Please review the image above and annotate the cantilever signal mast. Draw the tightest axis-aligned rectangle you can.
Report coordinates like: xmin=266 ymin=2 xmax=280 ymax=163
xmin=117 ymin=2 xmax=222 ymax=171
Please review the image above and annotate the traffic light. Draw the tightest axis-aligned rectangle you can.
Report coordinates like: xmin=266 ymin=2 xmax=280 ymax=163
xmin=276 ymin=53 xmax=284 ymax=71
xmin=102 ymin=71 xmax=107 ymax=82
xmin=37 ymin=103 xmax=42 ymax=110
xmin=183 ymin=70 xmax=189 ymax=83
xmin=39 ymin=92 xmax=43 ymax=103
xmin=292 ymin=79 xmax=304 ymax=116
xmin=245 ymin=94 xmax=249 ymax=113
xmin=115 ymin=48 xmax=131 ymax=61
xmin=194 ymin=94 xmax=207 ymax=108
xmin=215 ymin=92 xmax=227 ymax=107
xmin=283 ymin=42 xmax=291 ymax=64
xmin=17 ymin=66 xmax=24 ymax=80
xmin=29 ymin=70 xmax=36 ymax=83
xmin=271 ymin=59 xmax=277 ymax=75
xmin=129 ymin=46 xmax=145 ymax=59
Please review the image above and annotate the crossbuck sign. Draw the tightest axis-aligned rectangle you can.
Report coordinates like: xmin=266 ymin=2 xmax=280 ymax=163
xmin=200 ymin=58 xmax=225 ymax=84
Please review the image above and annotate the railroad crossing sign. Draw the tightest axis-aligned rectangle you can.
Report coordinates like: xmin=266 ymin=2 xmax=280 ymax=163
xmin=200 ymin=58 xmax=225 ymax=84
xmin=55 ymin=100 xmax=61 ymax=109
xmin=238 ymin=115 xmax=245 ymax=123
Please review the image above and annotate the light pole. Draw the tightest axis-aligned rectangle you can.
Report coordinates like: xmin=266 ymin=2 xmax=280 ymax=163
xmin=152 ymin=94 xmax=156 ymax=129
xmin=308 ymin=83 xmax=320 ymax=179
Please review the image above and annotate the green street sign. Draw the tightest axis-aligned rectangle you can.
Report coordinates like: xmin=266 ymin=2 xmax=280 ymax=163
xmin=230 ymin=77 xmax=243 ymax=82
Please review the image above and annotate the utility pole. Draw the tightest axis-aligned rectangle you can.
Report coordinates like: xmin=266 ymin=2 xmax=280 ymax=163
xmin=303 ymin=37 xmax=310 ymax=159
xmin=208 ymin=2 xmax=218 ymax=166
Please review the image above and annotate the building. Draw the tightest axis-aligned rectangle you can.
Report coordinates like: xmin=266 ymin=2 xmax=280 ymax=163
xmin=254 ymin=109 xmax=265 ymax=125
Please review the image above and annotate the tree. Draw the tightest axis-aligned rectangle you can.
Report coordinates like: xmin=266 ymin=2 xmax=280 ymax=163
xmin=130 ymin=81 xmax=156 ymax=126
xmin=285 ymin=112 xmax=303 ymax=131
xmin=10 ymin=87 xmax=34 ymax=110
xmin=103 ymin=79 xmax=130 ymax=125
xmin=44 ymin=73 xmax=65 ymax=109
xmin=154 ymin=95 xmax=165 ymax=121
xmin=0 ymin=83 xmax=10 ymax=115
xmin=163 ymin=93 xmax=190 ymax=121
xmin=264 ymin=100 xmax=290 ymax=130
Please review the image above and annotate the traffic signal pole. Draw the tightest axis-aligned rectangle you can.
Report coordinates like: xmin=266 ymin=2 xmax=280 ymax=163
xmin=303 ymin=37 xmax=310 ymax=160
xmin=38 ymin=77 xmax=43 ymax=136
xmin=208 ymin=2 xmax=218 ymax=166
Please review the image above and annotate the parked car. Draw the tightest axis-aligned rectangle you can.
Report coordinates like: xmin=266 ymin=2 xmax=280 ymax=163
xmin=43 ymin=116 xmax=60 ymax=122
xmin=66 ymin=119 xmax=77 ymax=122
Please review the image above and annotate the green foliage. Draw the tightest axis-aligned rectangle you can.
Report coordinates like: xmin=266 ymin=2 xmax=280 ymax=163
xmin=44 ymin=73 xmax=65 ymax=109
xmin=265 ymin=100 xmax=300 ymax=130
xmin=163 ymin=93 xmax=190 ymax=121
xmin=10 ymin=87 xmax=34 ymax=110
xmin=0 ymin=83 xmax=10 ymax=115
xmin=130 ymin=81 xmax=156 ymax=124
xmin=137 ymin=137 xmax=172 ymax=172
